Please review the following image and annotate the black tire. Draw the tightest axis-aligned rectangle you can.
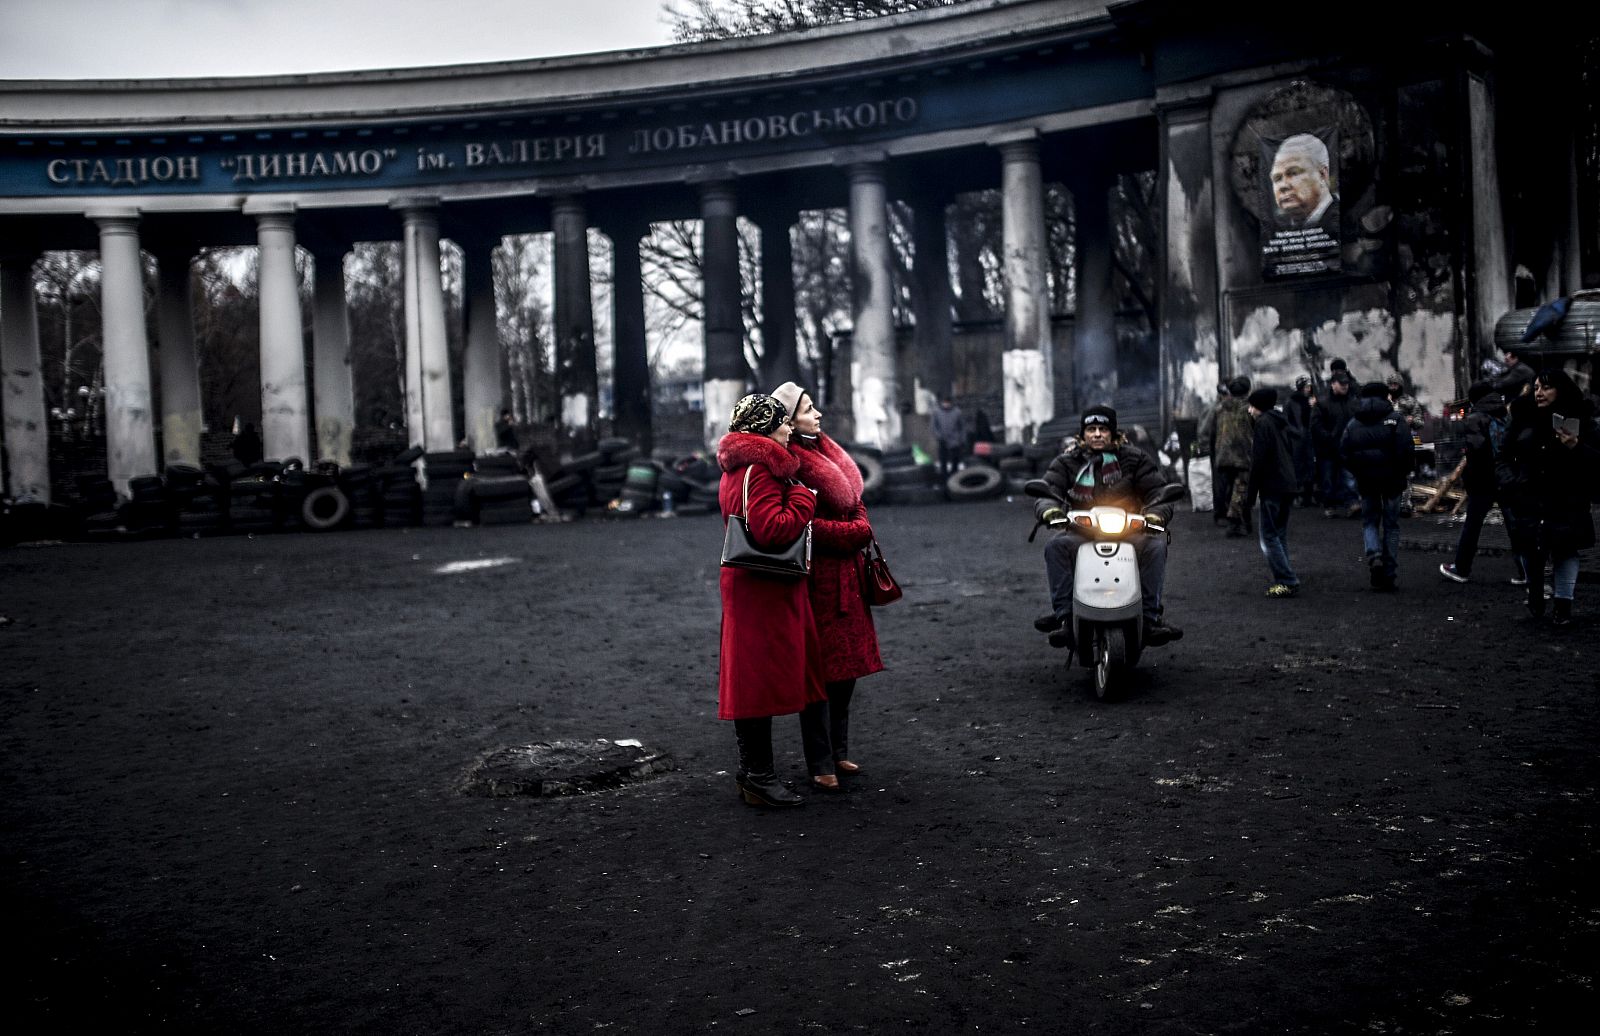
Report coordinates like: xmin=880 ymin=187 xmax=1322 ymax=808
xmin=883 ymin=484 xmax=945 ymax=507
xmin=593 ymin=463 xmax=628 ymax=483
xmin=946 ymin=466 xmax=1003 ymax=500
xmin=597 ymin=436 xmax=633 ymax=456
xmin=391 ymin=445 xmax=424 ymax=466
xmin=1093 ymin=626 xmax=1130 ymax=701
xmin=882 ymin=464 xmax=925 ymax=488
xmin=850 ymin=452 xmax=885 ymax=496
xmin=300 ymin=486 xmax=350 ymax=530
xmin=561 ymin=451 xmax=605 ymax=474
xmin=998 ymin=456 xmax=1032 ymax=474
xmin=543 ymin=473 xmax=582 ymax=495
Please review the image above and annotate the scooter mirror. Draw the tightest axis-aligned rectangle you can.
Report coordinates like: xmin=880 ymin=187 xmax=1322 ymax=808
xmin=1144 ymin=483 xmax=1188 ymax=507
xmin=1023 ymin=479 xmax=1060 ymax=501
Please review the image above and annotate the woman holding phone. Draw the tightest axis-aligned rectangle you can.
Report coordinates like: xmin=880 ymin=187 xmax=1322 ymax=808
xmin=1496 ymin=369 xmax=1600 ymax=626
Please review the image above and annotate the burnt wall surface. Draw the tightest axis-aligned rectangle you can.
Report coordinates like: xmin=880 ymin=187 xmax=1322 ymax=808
xmin=1210 ymin=66 xmax=1464 ymax=413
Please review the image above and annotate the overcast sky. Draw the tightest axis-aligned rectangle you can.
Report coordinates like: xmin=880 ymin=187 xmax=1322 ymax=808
xmin=0 ymin=0 xmax=681 ymax=80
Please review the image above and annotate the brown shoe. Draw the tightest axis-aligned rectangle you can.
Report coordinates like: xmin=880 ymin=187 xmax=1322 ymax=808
xmin=835 ymin=759 xmax=863 ymax=775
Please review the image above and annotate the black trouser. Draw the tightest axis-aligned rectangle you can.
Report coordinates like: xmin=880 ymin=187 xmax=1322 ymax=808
xmin=1452 ymin=491 xmax=1525 ymax=579
xmin=937 ymin=443 xmax=962 ymax=479
xmin=733 ymin=717 xmax=774 ymax=777
xmin=798 ymin=679 xmax=856 ymax=776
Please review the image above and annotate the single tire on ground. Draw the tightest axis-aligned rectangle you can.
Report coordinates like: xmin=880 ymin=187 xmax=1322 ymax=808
xmin=946 ymin=466 xmax=1004 ymax=500
xmin=301 ymin=486 xmax=351 ymax=530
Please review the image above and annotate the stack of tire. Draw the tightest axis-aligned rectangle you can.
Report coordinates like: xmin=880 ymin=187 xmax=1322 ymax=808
xmin=229 ymin=463 xmax=283 ymax=532
xmin=615 ymin=461 xmax=659 ymax=515
xmin=76 ymin=473 xmax=122 ymax=537
xmin=339 ymin=465 xmax=381 ymax=529
xmin=118 ymin=475 xmax=171 ymax=536
xmin=459 ymin=454 xmax=533 ymax=525
xmin=874 ymin=446 xmax=943 ymax=507
xmin=375 ymin=446 xmax=424 ymax=528
xmin=419 ymin=450 xmax=474 ymax=526
xmin=668 ymin=455 xmax=721 ymax=515
xmin=842 ymin=446 xmax=886 ymax=506
xmin=166 ymin=464 xmax=227 ymax=536
xmin=589 ymin=437 xmax=640 ymax=508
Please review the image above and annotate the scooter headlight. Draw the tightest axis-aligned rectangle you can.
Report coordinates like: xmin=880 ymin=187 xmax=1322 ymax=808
xmin=1096 ymin=510 xmax=1127 ymax=535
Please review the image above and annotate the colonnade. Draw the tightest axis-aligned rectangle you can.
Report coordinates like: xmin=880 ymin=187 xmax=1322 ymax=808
xmin=1 ymin=136 xmax=1135 ymax=503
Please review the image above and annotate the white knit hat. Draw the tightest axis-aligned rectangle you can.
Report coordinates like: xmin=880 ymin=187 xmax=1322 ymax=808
xmin=770 ymin=381 xmax=805 ymax=419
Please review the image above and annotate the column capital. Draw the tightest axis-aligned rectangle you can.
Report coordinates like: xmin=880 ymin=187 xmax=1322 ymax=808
xmin=995 ymin=137 xmax=1041 ymax=164
xmin=551 ymin=194 xmax=588 ymax=221
xmin=87 ymin=208 xmax=141 ymax=234
xmin=243 ymin=198 xmax=296 ymax=218
xmin=390 ymin=195 xmax=441 ymax=214
xmin=697 ymin=181 xmax=737 ymax=207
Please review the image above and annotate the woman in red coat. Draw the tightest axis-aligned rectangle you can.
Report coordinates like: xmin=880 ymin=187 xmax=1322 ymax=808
xmin=717 ymin=393 xmax=828 ymax=808
xmin=771 ymin=382 xmax=884 ymax=792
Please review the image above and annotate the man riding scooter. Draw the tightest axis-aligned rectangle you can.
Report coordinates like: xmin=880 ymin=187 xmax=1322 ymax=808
xmin=1034 ymin=405 xmax=1183 ymax=651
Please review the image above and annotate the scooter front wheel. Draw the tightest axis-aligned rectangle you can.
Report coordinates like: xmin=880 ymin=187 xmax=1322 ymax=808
xmin=1092 ymin=626 xmax=1129 ymax=701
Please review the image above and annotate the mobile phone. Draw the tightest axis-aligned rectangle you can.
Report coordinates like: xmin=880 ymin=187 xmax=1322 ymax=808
xmin=1552 ymin=413 xmax=1581 ymax=437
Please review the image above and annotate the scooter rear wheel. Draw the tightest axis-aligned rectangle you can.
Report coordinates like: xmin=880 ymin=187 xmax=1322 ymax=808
xmin=1093 ymin=626 xmax=1128 ymax=701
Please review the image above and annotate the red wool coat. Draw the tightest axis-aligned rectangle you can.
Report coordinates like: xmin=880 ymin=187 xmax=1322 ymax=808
xmin=715 ymin=433 xmax=828 ymax=721
xmin=789 ymin=433 xmax=884 ymax=684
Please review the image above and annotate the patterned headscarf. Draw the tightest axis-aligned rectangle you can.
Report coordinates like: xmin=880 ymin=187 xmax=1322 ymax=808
xmin=728 ymin=393 xmax=787 ymax=436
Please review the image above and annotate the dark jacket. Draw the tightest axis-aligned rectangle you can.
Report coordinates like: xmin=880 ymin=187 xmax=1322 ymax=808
xmin=1458 ymin=393 xmax=1508 ymax=496
xmin=1314 ymin=390 xmax=1356 ymax=455
xmin=1491 ymin=360 xmax=1535 ymax=402
xmin=1339 ymin=396 xmax=1414 ymax=496
xmin=1496 ymin=394 xmax=1600 ymax=554
xmin=1212 ymin=397 xmax=1254 ymax=470
xmin=1036 ymin=435 xmax=1176 ymax=526
xmin=1246 ymin=408 xmax=1300 ymax=506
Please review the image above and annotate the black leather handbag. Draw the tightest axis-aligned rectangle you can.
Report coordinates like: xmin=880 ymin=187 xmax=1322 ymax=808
xmin=720 ymin=467 xmax=812 ymax=578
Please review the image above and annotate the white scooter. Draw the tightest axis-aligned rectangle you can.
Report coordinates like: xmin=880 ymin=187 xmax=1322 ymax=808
xmin=1026 ymin=479 xmax=1185 ymax=700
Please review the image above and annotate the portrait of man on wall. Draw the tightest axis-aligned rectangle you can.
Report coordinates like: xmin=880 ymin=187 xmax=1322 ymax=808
xmin=1261 ymin=128 xmax=1341 ymax=277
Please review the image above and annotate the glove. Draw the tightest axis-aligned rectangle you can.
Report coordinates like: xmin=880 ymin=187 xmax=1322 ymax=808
xmin=1144 ymin=514 xmax=1163 ymax=526
xmin=1042 ymin=507 xmax=1066 ymax=523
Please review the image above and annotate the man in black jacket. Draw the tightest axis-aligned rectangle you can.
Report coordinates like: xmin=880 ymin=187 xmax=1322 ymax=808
xmin=1245 ymin=389 xmax=1303 ymax=598
xmin=1439 ymin=383 xmax=1526 ymax=585
xmin=1341 ymin=382 xmax=1415 ymax=590
xmin=1285 ymin=375 xmax=1319 ymax=505
xmin=1034 ymin=405 xmax=1182 ymax=649
xmin=1315 ymin=373 xmax=1359 ymax=515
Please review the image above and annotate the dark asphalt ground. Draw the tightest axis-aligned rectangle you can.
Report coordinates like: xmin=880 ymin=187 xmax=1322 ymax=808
xmin=3 ymin=499 xmax=1597 ymax=1034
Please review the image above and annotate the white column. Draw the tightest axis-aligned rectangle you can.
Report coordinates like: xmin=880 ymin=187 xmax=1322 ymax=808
xmin=461 ymin=237 xmax=504 ymax=455
xmin=998 ymin=137 xmax=1054 ymax=443
xmin=311 ymin=249 xmax=356 ymax=466
xmin=251 ymin=205 xmax=310 ymax=463
xmin=0 ymin=255 xmax=51 ymax=502
xmin=847 ymin=162 xmax=900 ymax=450
xmin=91 ymin=211 xmax=158 ymax=493
xmin=155 ymin=253 xmax=203 ymax=468
xmin=395 ymin=200 xmax=454 ymax=451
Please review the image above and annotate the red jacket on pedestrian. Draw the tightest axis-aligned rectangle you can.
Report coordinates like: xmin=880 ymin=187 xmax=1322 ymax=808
xmin=716 ymin=432 xmax=828 ymax=721
xmin=789 ymin=432 xmax=884 ymax=684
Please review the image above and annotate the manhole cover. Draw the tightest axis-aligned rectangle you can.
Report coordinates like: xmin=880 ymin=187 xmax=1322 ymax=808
xmin=461 ymin=739 xmax=676 ymax=797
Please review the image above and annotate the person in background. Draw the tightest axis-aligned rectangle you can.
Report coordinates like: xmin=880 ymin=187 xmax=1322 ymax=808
xmin=715 ymin=393 xmax=826 ymax=808
xmin=1244 ymin=388 xmax=1303 ymax=598
xmin=1285 ymin=375 xmax=1320 ymax=505
xmin=1495 ymin=369 xmax=1600 ymax=626
xmin=494 ymin=409 xmax=519 ymax=453
xmin=928 ymin=395 xmax=968 ymax=480
xmin=1439 ymin=382 xmax=1525 ymax=586
xmin=231 ymin=421 xmax=264 ymax=466
xmin=1212 ymin=376 xmax=1255 ymax=537
xmin=1315 ymin=372 xmax=1359 ymax=516
xmin=1340 ymin=382 xmax=1414 ymax=591
xmin=772 ymin=382 xmax=884 ymax=792
xmin=1492 ymin=344 xmax=1536 ymax=401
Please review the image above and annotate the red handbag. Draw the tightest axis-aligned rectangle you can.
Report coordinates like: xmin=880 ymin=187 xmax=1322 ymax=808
xmin=860 ymin=536 xmax=902 ymax=606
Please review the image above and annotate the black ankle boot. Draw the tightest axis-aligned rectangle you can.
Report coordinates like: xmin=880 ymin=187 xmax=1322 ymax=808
xmin=737 ymin=771 xmax=804 ymax=807
xmin=1527 ymin=585 xmax=1546 ymax=618
xmin=1551 ymin=598 xmax=1573 ymax=627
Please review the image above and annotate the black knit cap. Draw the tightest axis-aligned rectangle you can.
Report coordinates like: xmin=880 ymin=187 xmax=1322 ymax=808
xmin=1227 ymin=375 xmax=1252 ymax=397
xmin=1359 ymin=381 xmax=1390 ymax=399
xmin=1081 ymin=404 xmax=1118 ymax=434
xmin=1247 ymin=388 xmax=1278 ymax=410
